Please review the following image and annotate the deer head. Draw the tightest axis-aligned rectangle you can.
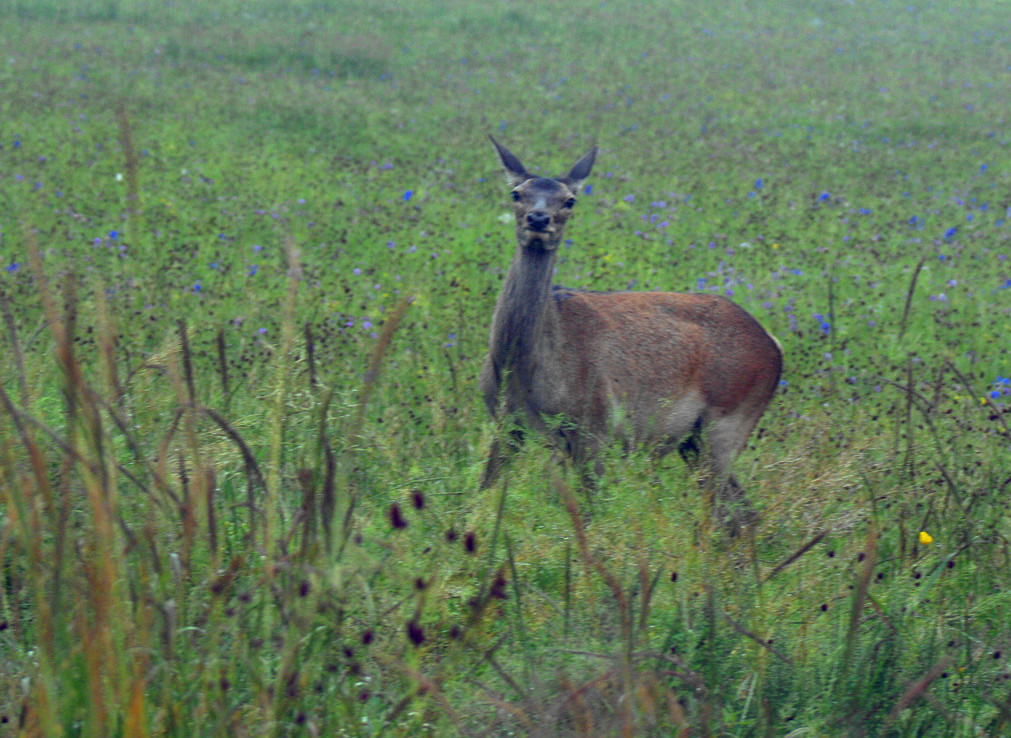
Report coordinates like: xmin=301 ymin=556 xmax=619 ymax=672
xmin=491 ymin=136 xmax=597 ymax=251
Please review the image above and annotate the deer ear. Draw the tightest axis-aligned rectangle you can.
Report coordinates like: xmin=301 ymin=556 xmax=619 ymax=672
xmin=563 ymin=146 xmax=597 ymax=191
xmin=489 ymin=135 xmax=529 ymax=188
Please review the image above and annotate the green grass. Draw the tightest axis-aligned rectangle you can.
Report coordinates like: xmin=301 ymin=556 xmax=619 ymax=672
xmin=1 ymin=0 xmax=1010 ymax=735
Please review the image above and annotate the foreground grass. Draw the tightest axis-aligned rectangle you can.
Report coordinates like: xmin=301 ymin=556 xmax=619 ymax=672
xmin=1 ymin=0 xmax=1010 ymax=735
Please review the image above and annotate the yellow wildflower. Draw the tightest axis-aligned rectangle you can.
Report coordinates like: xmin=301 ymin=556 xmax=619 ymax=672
xmin=919 ymin=531 xmax=933 ymax=545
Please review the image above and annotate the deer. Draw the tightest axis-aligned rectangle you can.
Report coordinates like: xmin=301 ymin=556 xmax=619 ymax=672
xmin=478 ymin=137 xmax=783 ymax=533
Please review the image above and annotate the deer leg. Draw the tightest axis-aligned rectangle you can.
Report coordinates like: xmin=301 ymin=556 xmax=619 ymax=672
xmin=555 ymin=426 xmax=604 ymax=504
xmin=703 ymin=414 xmax=760 ymax=535
xmin=715 ymin=474 xmax=758 ymax=537
xmin=480 ymin=428 xmax=524 ymax=489
xmin=577 ymin=456 xmax=605 ymax=497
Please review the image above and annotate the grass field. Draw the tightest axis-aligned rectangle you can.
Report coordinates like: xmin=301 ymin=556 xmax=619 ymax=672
xmin=1 ymin=0 xmax=1010 ymax=735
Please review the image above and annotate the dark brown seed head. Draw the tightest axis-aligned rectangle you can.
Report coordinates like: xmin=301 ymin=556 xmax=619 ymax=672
xmin=406 ymin=619 xmax=425 ymax=646
xmin=389 ymin=503 xmax=408 ymax=529
xmin=490 ymin=574 xmax=508 ymax=600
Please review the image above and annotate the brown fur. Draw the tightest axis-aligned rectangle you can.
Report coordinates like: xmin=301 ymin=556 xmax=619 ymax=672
xmin=479 ymin=138 xmax=782 ymax=531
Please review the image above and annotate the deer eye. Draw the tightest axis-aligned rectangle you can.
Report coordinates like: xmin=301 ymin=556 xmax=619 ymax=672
xmin=564 ymin=198 xmax=576 ymax=209
xmin=510 ymin=190 xmax=521 ymax=202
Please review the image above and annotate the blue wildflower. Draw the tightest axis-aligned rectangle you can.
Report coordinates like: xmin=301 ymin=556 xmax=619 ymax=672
xmin=818 ymin=192 xmax=830 ymax=201
xmin=403 ymin=190 xmax=413 ymax=201
xmin=755 ymin=178 xmax=763 ymax=190
xmin=944 ymin=227 xmax=957 ymax=240
xmin=109 ymin=230 xmax=118 ymax=240
xmin=584 ymin=184 xmax=593 ymax=195
xmin=6 ymin=262 xmax=19 ymax=272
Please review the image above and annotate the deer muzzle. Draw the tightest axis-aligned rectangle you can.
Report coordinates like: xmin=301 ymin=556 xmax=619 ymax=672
xmin=526 ymin=211 xmax=551 ymax=232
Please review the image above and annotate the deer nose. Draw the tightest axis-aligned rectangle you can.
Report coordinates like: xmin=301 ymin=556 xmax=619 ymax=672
xmin=527 ymin=211 xmax=551 ymax=232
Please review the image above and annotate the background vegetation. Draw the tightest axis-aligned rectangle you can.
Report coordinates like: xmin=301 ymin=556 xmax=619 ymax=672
xmin=1 ymin=0 xmax=1009 ymax=734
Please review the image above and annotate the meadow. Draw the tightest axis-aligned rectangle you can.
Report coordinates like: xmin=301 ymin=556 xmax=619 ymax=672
xmin=1 ymin=0 xmax=1010 ymax=734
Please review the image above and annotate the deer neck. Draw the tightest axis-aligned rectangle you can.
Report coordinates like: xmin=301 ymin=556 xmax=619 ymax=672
xmin=489 ymin=243 xmax=558 ymax=375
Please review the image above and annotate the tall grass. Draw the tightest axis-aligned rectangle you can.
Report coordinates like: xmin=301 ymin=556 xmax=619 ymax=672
xmin=1 ymin=0 xmax=1010 ymax=734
